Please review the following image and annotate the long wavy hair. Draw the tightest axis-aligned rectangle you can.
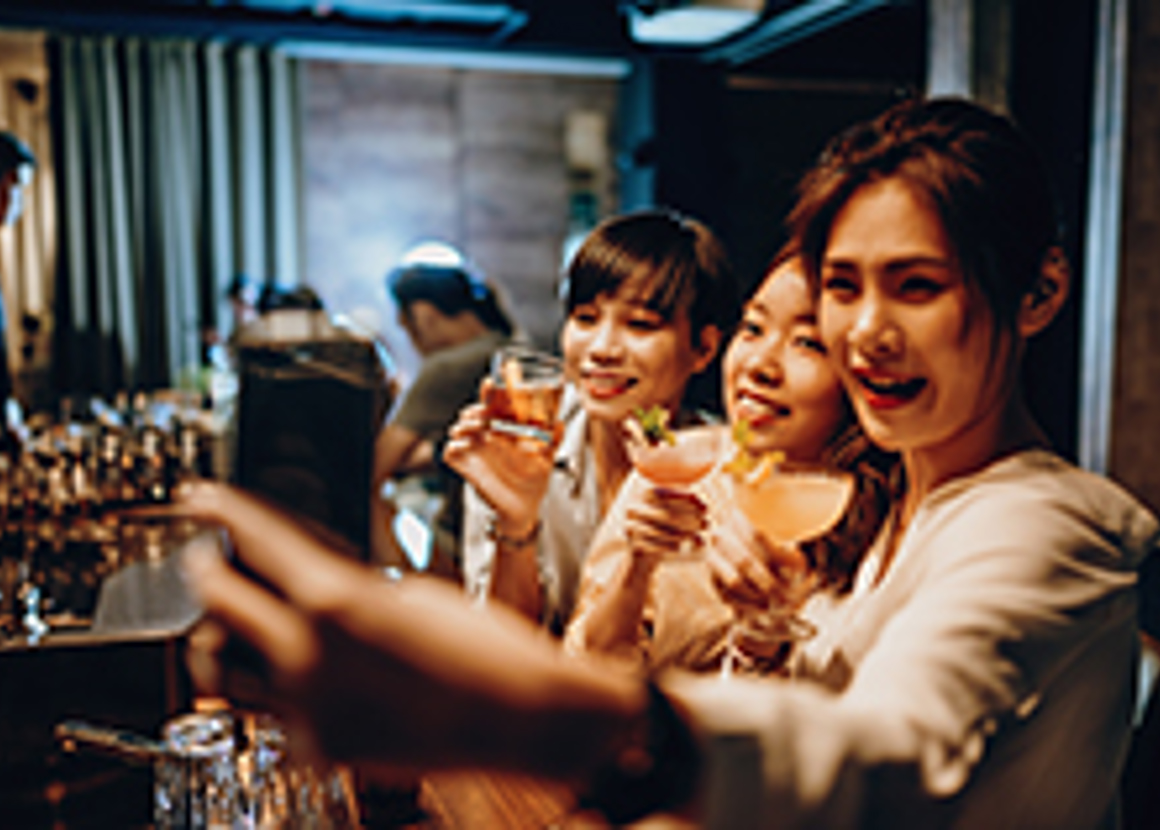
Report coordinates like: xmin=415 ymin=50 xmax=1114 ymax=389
xmin=785 ymin=98 xmax=1063 ymax=593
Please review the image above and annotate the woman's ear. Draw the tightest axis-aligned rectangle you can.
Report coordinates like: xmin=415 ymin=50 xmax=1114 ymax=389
xmin=692 ymin=325 xmax=722 ymax=374
xmin=1018 ymin=246 xmax=1070 ymax=337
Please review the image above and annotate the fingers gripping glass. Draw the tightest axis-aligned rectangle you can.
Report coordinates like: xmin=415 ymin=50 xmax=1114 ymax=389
xmin=625 ymin=421 xmax=729 ymax=560
xmin=721 ymin=459 xmax=854 ymax=678
xmin=485 ymin=345 xmax=565 ymax=445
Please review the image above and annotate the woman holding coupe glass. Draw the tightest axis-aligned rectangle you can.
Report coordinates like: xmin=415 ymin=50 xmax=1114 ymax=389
xmin=180 ymin=97 xmax=1156 ymax=828
xmin=445 ymin=209 xmax=737 ymax=633
xmin=563 ymin=247 xmax=895 ymax=674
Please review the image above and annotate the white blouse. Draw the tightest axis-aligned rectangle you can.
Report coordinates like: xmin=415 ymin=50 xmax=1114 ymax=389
xmin=664 ymin=450 xmax=1157 ymax=829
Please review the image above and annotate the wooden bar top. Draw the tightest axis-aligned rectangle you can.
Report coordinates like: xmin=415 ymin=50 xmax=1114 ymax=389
xmin=408 ymin=770 xmax=696 ymax=830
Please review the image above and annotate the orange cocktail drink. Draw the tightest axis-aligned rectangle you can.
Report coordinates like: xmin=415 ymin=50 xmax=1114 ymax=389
xmin=629 ymin=425 xmax=725 ymax=488
xmin=733 ymin=465 xmax=854 ymax=546
xmin=486 ymin=345 xmax=564 ymax=445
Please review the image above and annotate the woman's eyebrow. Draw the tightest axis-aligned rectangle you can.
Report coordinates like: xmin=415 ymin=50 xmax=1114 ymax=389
xmin=881 ymin=256 xmax=954 ymax=274
xmin=821 ymin=254 xmax=953 ymax=272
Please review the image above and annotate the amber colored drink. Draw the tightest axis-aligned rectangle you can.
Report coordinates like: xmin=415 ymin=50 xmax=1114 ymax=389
xmin=487 ymin=346 xmax=564 ymax=445
xmin=630 ymin=426 xmax=724 ymax=487
xmin=734 ymin=469 xmax=854 ymax=545
xmin=485 ymin=382 xmax=564 ymax=445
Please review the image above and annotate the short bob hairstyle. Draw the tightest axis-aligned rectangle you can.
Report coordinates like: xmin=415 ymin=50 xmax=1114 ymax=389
xmin=788 ymin=97 xmax=1063 ymax=334
xmin=561 ymin=209 xmax=738 ymax=343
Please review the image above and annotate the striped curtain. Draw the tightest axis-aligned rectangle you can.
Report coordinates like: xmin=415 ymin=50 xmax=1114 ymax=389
xmin=49 ymin=34 xmax=301 ymax=396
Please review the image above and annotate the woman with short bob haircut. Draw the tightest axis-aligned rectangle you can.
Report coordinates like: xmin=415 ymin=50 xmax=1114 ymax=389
xmin=449 ymin=209 xmax=738 ymax=633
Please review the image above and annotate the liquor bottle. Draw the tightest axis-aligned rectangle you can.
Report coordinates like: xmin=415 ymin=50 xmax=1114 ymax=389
xmin=0 ymin=454 xmax=15 ymax=637
xmin=138 ymin=415 xmax=170 ymax=505
xmin=95 ymin=424 xmax=125 ymax=524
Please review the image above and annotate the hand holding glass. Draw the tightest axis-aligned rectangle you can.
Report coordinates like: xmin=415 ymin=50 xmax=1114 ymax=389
xmin=722 ymin=459 xmax=854 ymax=677
xmin=626 ymin=423 xmax=728 ymax=559
xmin=485 ymin=345 xmax=565 ymax=446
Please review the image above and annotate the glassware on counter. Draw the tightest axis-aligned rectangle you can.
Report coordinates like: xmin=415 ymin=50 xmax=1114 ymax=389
xmin=59 ymin=708 xmax=361 ymax=829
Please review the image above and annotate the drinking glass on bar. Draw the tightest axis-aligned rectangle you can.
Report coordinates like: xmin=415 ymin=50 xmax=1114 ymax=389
xmin=153 ymin=711 xmax=239 ymax=830
xmin=485 ymin=344 xmax=565 ymax=446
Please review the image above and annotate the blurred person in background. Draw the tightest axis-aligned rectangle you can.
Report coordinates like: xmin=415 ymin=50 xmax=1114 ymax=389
xmin=225 ymin=273 xmax=259 ymax=341
xmin=374 ymin=242 xmax=515 ymax=574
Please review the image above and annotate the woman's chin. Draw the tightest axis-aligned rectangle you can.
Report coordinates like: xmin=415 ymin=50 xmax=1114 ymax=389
xmin=580 ymin=393 xmax=635 ymax=424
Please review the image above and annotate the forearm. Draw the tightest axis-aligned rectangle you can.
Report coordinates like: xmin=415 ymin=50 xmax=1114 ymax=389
xmin=373 ymin=423 xmax=422 ymax=488
xmin=574 ymin=556 xmax=656 ymax=658
xmin=487 ymin=530 xmax=545 ymax=624
xmin=349 ymin=576 xmax=647 ymax=778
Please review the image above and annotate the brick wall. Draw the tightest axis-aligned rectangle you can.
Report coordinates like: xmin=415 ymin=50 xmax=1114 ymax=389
xmin=299 ymin=60 xmax=619 ymax=382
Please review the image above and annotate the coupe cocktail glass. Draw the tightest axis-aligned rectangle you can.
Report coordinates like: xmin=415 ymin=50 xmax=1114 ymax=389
xmin=626 ymin=423 xmax=729 ymax=559
xmin=721 ymin=459 xmax=854 ymax=677
xmin=626 ymin=424 xmax=727 ymax=489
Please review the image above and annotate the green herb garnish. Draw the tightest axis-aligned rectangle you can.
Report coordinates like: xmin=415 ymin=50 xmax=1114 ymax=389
xmin=723 ymin=418 xmax=784 ymax=479
xmin=633 ymin=405 xmax=675 ymax=446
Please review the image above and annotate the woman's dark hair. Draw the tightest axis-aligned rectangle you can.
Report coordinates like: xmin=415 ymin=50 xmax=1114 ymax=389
xmin=561 ymin=209 xmax=738 ymax=342
xmin=788 ymin=96 xmax=1063 ymax=334
xmin=387 ymin=264 xmax=513 ymax=338
xmin=256 ymin=283 xmax=325 ymax=314
xmin=806 ymin=426 xmax=898 ymax=595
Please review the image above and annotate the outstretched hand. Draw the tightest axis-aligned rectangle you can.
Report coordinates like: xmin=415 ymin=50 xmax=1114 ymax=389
xmin=175 ymin=482 xmax=644 ymax=778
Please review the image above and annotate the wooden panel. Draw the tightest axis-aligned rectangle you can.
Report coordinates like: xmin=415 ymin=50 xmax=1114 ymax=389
xmin=300 ymin=60 xmax=618 ymax=378
xmin=1110 ymin=0 xmax=1160 ymax=511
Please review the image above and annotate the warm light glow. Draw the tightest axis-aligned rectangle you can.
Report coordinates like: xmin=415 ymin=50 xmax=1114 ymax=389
xmin=398 ymin=240 xmax=466 ymax=269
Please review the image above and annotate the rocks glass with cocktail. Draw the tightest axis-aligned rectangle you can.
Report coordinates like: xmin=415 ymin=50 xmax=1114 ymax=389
xmin=485 ymin=345 xmax=565 ymax=446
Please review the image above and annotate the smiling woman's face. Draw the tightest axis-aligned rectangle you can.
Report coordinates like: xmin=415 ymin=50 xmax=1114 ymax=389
xmin=561 ymin=288 xmax=714 ymax=425
xmin=818 ymin=177 xmax=1012 ymax=460
xmin=723 ymin=258 xmax=846 ymax=460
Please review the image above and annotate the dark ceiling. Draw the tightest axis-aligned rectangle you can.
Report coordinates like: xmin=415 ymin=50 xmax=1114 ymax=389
xmin=0 ymin=1 xmax=923 ymax=82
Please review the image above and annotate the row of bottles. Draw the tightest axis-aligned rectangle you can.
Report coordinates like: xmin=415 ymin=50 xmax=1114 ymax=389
xmin=0 ymin=392 xmax=217 ymax=641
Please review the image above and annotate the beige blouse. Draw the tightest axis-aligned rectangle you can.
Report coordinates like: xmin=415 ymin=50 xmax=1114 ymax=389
xmin=564 ymin=425 xmax=746 ymax=673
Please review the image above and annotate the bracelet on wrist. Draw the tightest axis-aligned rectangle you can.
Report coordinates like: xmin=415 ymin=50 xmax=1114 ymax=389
xmin=577 ymin=680 xmax=701 ymax=825
xmin=486 ymin=517 xmax=542 ymax=549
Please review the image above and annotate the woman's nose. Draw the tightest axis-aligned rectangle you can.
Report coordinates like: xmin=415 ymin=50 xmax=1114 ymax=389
xmin=587 ymin=319 xmax=624 ymax=361
xmin=745 ymin=341 xmax=784 ymax=386
xmin=848 ymin=298 xmax=902 ymax=359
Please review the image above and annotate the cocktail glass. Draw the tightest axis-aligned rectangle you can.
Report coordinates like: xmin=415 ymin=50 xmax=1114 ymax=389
xmin=721 ymin=459 xmax=854 ymax=678
xmin=626 ymin=424 xmax=728 ymax=489
xmin=485 ymin=345 xmax=565 ymax=446
xmin=625 ymin=424 xmax=729 ymax=559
